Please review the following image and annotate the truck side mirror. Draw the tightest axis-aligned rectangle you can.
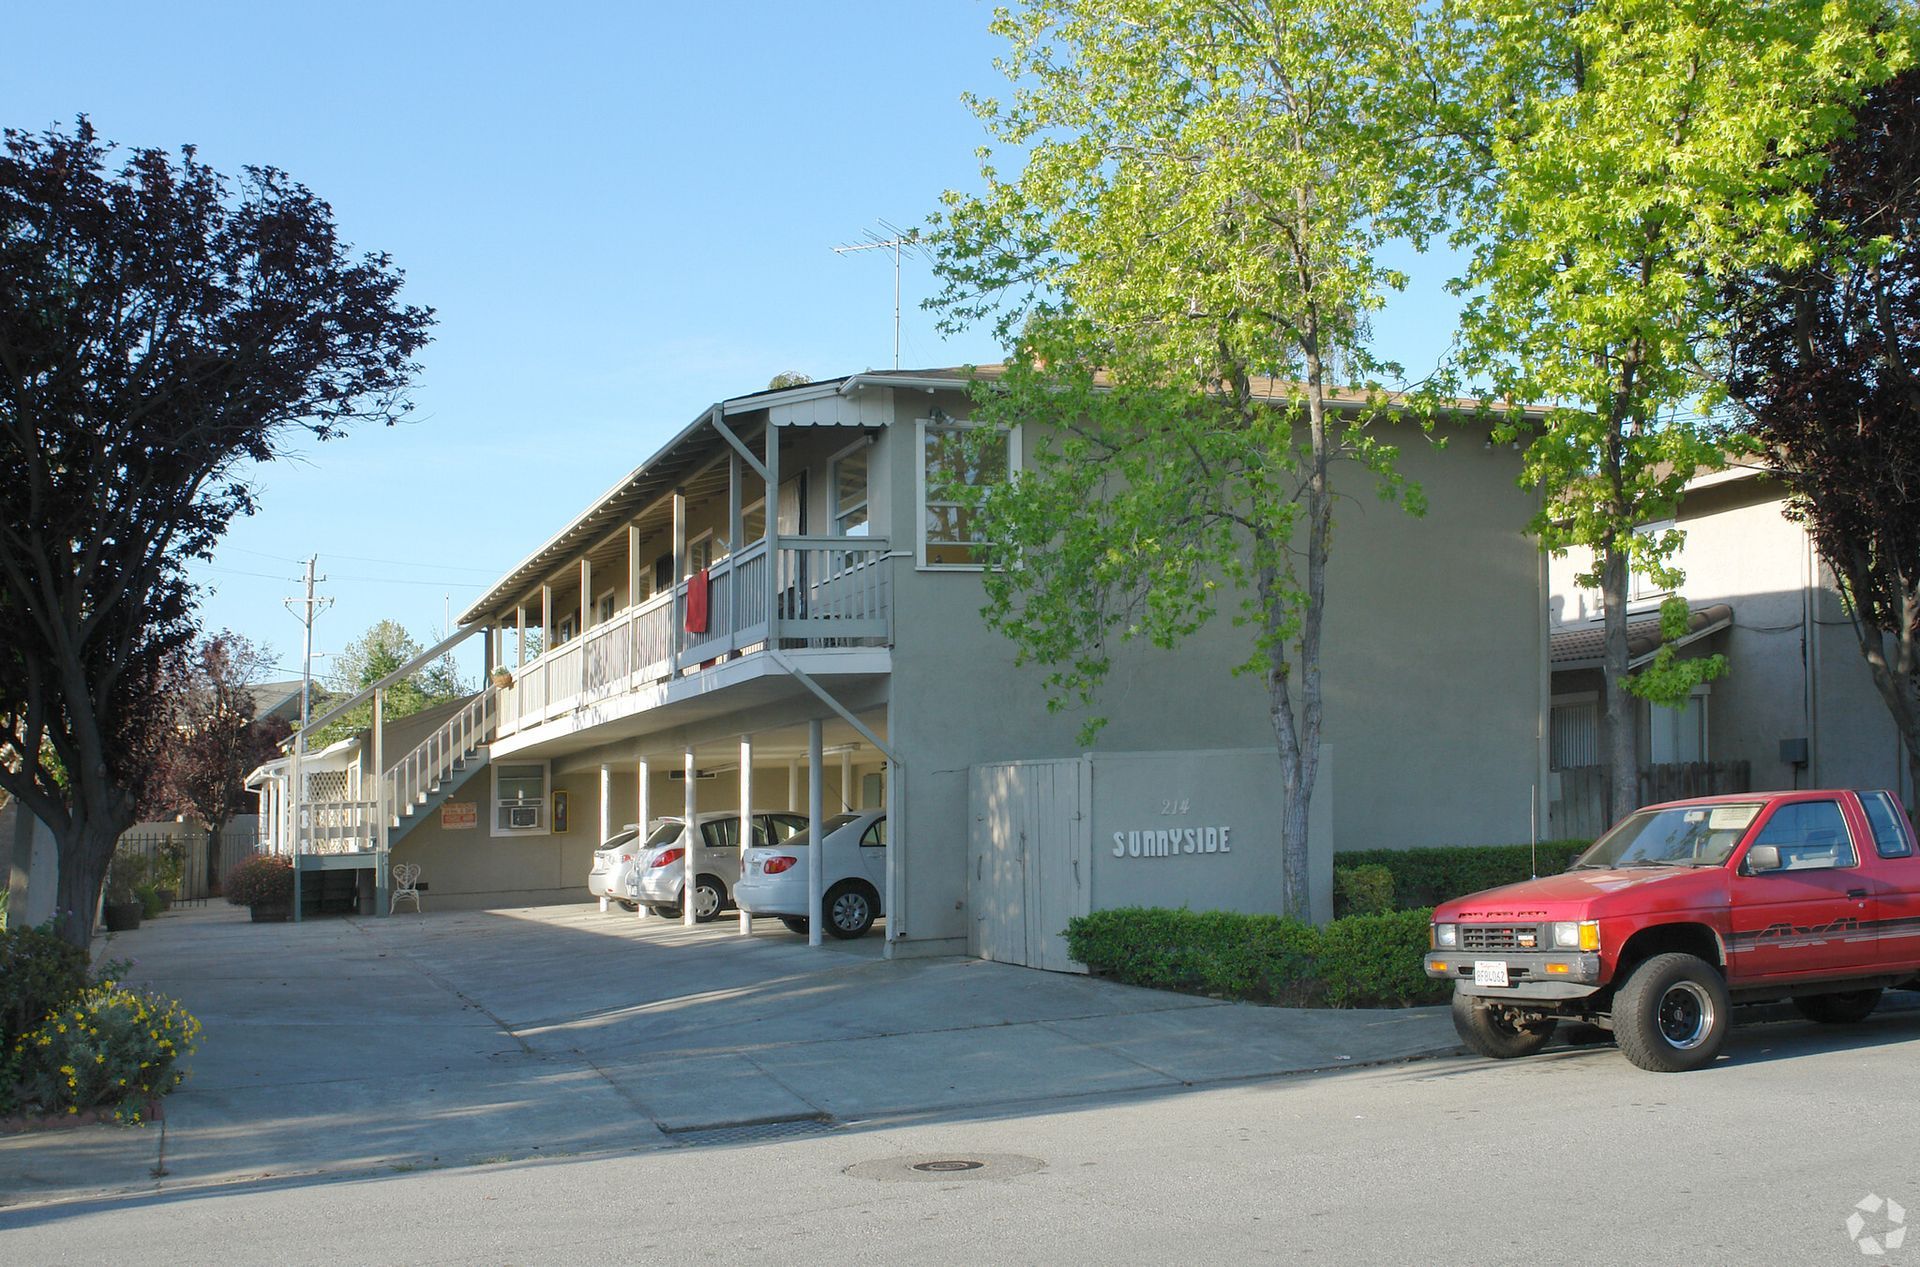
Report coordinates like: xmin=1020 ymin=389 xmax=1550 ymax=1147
xmin=1744 ymin=844 xmax=1782 ymax=874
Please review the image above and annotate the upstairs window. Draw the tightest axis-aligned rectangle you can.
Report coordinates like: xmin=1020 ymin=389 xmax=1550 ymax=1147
xmin=920 ymin=420 xmax=1017 ymax=568
xmin=832 ymin=443 xmax=871 ymax=537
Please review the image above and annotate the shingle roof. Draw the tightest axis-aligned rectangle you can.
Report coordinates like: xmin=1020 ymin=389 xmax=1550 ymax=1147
xmin=1551 ymin=603 xmax=1734 ymax=669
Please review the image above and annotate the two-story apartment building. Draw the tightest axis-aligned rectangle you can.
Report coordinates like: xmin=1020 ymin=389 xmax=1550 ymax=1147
xmin=360 ymin=367 xmax=1544 ymax=956
xmin=1547 ymin=462 xmax=1915 ymax=836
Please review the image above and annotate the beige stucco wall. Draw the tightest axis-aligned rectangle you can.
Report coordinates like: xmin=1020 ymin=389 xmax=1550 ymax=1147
xmin=1547 ymin=474 xmax=1912 ymax=800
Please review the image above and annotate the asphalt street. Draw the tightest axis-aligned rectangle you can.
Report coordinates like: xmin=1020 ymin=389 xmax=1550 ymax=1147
xmin=6 ymin=1001 xmax=1920 ymax=1265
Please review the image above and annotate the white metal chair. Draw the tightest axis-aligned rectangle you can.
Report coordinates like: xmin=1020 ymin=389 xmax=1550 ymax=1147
xmin=390 ymin=862 xmax=423 ymax=914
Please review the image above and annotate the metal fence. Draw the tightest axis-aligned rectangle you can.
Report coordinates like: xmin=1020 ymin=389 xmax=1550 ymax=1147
xmin=115 ymin=825 xmax=262 ymax=903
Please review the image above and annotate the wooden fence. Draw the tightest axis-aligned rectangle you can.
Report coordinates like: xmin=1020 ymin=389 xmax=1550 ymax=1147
xmin=115 ymin=825 xmax=261 ymax=903
xmin=1550 ymin=760 xmax=1753 ymax=841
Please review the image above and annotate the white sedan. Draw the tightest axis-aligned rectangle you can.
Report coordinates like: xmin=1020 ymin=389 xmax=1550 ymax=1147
xmin=735 ymin=810 xmax=887 ymax=939
xmin=586 ymin=823 xmax=644 ymax=909
xmin=627 ymin=812 xmax=807 ymax=921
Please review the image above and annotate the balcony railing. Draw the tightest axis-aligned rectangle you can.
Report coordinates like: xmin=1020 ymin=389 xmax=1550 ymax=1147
xmin=495 ymin=537 xmax=892 ymax=739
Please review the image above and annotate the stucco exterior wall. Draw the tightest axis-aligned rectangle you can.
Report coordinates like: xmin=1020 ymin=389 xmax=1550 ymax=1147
xmin=884 ymin=395 xmax=1546 ymax=949
xmin=1547 ymin=474 xmax=1912 ymax=800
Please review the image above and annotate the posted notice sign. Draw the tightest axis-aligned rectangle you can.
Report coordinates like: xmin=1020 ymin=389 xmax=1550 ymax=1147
xmin=441 ymin=801 xmax=477 ymax=830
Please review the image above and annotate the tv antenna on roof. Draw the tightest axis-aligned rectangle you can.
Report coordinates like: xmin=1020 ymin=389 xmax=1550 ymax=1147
xmin=832 ymin=220 xmax=923 ymax=370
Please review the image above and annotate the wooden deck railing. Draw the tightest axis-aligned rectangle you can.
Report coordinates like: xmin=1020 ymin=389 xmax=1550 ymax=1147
xmin=495 ymin=538 xmax=892 ymax=739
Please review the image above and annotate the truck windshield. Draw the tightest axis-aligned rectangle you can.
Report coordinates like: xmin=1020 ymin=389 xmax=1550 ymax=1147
xmin=1574 ymin=802 xmax=1763 ymax=869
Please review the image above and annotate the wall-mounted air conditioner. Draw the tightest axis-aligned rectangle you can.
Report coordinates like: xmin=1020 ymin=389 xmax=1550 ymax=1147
xmin=499 ymin=800 xmax=544 ymax=830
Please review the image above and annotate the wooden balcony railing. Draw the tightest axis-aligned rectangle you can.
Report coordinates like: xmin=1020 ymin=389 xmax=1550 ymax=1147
xmin=494 ymin=538 xmax=892 ymax=739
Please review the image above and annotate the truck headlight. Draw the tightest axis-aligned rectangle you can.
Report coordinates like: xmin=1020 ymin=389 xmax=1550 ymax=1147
xmin=1433 ymin=922 xmax=1458 ymax=948
xmin=1549 ymin=921 xmax=1601 ymax=950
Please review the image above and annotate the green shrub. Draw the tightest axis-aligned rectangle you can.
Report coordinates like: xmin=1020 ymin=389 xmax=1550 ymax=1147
xmin=1332 ymin=864 xmax=1395 ymax=917
xmin=1335 ymin=841 xmax=1590 ymax=910
xmin=1317 ymin=909 xmax=1450 ymax=1007
xmin=224 ymin=854 xmax=293 ymax=907
xmin=1065 ymin=906 xmax=1446 ymax=1009
xmin=0 ymin=924 xmax=92 ymax=1114
xmin=13 ymin=982 xmax=201 ymax=1124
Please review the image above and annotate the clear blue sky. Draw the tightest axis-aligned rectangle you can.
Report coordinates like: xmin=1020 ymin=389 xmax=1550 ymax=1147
xmin=5 ymin=1 xmax=1465 ymax=687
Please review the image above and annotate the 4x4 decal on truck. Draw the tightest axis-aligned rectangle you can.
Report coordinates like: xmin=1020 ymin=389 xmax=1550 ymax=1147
xmin=1733 ymin=914 xmax=1868 ymax=951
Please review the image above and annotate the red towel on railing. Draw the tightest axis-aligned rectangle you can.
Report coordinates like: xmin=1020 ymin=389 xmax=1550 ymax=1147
xmin=685 ymin=568 xmax=710 ymax=634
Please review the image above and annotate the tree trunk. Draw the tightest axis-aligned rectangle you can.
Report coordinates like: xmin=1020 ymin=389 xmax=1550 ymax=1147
xmin=1600 ymin=542 xmax=1639 ymax=824
xmin=54 ymin=816 xmax=121 ymax=947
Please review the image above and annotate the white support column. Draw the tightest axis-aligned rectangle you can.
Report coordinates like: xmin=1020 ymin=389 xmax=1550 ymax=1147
xmin=765 ymin=423 xmax=781 ymax=636
xmin=598 ymin=761 xmax=612 ymax=912
xmin=374 ymin=686 xmax=390 ymax=916
xmin=738 ymin=735 xmax=753 ymax=935
xmin=727 ymin=449 xmax=743 ymax=649
xmin=884 ymin=748 xmax=898 ymax=945
xmin=808 ymin=719 xmax=823 ymax=948
xmin=788 ymin=759 xmax=801 ymax=812
xmin=672 ymin=490 xmax=687 ymax=673
xmin=840 ymin=748 xmax=853 ymax=811
xmin=515 ymin=604 xmax=526 ymax=667
xmin=636 ymin=757 xmax=651 ymax=921
xmin=682 ymin=746 xmax=699 ymax=927
xmin=628 ymin=524 xmax=642 ymax=606
xmin=580 ymin=558 xmax=593 ymax=696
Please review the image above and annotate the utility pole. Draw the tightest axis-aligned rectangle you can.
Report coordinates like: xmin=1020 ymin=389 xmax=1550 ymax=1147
xmin=284 ymin=555 xmax=332 ymax=924
xmin=833 ymin=224 xmax=921 ymax=371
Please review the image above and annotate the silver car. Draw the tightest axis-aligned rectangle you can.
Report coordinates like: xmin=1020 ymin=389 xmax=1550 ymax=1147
xmin=735 ymin=810 xmax=888 ymax=939
xmin=629 ymin=811 xmax=807 ymax=921
xmin=587 ymin=823 xmax=644 ymax=909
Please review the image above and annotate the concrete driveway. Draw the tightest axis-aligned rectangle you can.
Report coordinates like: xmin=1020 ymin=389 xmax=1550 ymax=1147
xmin=0 ymin=903 xmax=1456 ymax=1208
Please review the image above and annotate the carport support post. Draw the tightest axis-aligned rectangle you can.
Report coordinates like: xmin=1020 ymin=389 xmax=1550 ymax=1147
xmin=682 ymin=746 xmax=698 ymax=927
xmin=808 ymin=719 xmax=823 ymax=948
xmin=738 ymin=735 xmax=753 ymax=935
xmin=788 ymin=759 xmax=800 ymax=812
xmin=598 ymin=763 xmax=612 ymax=913
xmin=635 ymin=757 xmax=650 ymax=920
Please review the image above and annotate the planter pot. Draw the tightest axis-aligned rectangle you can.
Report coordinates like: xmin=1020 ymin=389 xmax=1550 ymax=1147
xmin=490 ymin=669 xmax=514 ymax=689
xmin=155 ymin=888 xmax=175 ymax=908
xmin=249 ymin=902 xmax=292 ymax=923
xmin=102 ymin=902 xmax=143 ymax=932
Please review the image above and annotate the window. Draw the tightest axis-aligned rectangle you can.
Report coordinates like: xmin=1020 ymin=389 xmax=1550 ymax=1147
xmin=1628 ymin=519 xmax=1679 ymax=602
xmin=1550 ymin=697 xmax=1599 ymax=770
xmin=701 ymin=818 xmax=740 ymax=849
xmin=832 ymin=442 xmax=871 ymax=537
xmin=552 ymin=613 xmax=578 ymax=646
xmin=1648 ymin=687 xmax=1709 ymax=765
xmin=686 ymin=532 xmax=714 ymax=577
xmin=920 ymin=420 xmax=1017 ymax=567
xmin=860 ymin=816 xmax=888 ymax=848
xmin=1751 ymin=800 xmax=1856 ymax=870
xmin=759 ymin=813 xmax=807 ymax=844
xmin=595 ymin=590 xmax=616 ymax=625
xmin=493 ymin=762 xmax=548 ymax=834
xmin=1860 ymin=791 xmax=1916 ymax=859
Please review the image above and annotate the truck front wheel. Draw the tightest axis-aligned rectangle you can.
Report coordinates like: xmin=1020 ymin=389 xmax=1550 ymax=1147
xmin=1612 ymin=952 xmax=1730 ymax=1072
xmin=1452 ymin=992 xmax=1557 ymax=1060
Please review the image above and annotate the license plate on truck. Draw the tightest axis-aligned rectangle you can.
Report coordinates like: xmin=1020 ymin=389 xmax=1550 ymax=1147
xmin=1473 ymin=961 xmax=1510 ymax=987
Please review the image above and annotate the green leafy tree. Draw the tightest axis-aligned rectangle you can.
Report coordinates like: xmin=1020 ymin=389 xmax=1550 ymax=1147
xmin=931 ymin=0 xmax=1453 ymax=918
xmin=310 ymin=620 xmax=469 ymax=745
xmin=1446 ymin=0 xmax=1911 ymax=819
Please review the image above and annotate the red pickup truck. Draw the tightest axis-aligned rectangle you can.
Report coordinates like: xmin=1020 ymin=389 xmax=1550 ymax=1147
xmin=1425 ymin=788 xmax=1920 ymax=1071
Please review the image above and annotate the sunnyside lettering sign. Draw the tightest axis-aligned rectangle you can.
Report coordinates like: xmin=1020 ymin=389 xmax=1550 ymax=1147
xmin=1111 ymin=825 xmax=1232 ymax=859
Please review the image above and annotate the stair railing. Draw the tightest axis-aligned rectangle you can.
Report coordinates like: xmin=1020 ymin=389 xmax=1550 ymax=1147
xmin=382 ymin=689 xmax=499 ymax=827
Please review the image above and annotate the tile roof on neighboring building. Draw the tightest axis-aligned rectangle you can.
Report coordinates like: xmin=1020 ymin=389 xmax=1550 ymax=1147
xmin=1551 ymin=603 xmax=1734 ymax=670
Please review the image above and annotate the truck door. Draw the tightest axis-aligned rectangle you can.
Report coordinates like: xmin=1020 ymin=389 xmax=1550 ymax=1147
xmin=1857 ymin=790 xmax=1920 ymax=974
xmin=1727 ymin=797 xmax=1875 ymax=983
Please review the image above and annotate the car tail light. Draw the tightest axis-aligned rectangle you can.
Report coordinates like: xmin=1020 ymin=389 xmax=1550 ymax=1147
xmin=619 ymin=853 xmax=633 ymax=863
xmin=651 ymin=848 xmax=684 ymax=868
xmin=763 ymin=856 xmax=797 ymax=875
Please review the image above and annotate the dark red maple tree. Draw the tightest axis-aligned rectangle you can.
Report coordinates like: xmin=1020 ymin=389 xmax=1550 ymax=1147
xmin=1725 ymin=69 xmax=1920 ymax=808
xmin=0 ymin=120 xmax=433 ymax=945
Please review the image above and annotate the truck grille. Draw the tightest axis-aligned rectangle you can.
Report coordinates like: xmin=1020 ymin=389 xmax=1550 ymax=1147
xmin=1460 ymin=924 xmax=1537 ymax=952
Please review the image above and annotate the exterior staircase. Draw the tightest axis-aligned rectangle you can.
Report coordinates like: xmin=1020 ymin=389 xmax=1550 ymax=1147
xmin=383 ymin=690 xmax=497 ymax=840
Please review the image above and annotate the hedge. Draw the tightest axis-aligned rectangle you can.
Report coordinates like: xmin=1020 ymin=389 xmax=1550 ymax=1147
xmin=1335 ymin=840 xmax=1590 ymax=911
xmin=1065 ymin=907 xmax=1448 ymax=1008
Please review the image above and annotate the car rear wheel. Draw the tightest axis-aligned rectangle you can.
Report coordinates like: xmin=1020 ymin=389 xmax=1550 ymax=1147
xmin=1792 ymin=988 xmax=1882 ymax=1024
xmin=1612 ymin=952 xmax=1730 ymax=1072
xmin=779 ymin=916 xmax=810 ymax=935
xmin=649 ymin=903 xmax=680 ymax=920
xmin=1451 ymin=992 xmax=1557 ymax=1059
xmin=616 ymin=900 xmax=638 ymax=912
xmin=822 ymin=881 xmax=878 ymax=939
xmin=691 ymin=877 xmax=727 ymax=923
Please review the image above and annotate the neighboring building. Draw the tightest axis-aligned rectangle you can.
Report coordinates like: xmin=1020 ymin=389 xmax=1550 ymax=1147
xmin=3 ymin=793 xmax=58 ymax=928
xmin=1547 ymin=462 xmax=1915 ymax=836
xmin=254 ymin=367 xmax=1553 ymax=965
xmin=244 ymin=679 xmax=313 ymax=727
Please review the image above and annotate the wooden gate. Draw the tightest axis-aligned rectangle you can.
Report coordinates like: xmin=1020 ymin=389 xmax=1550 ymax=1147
xmin=968 ymin=758 xmax=1092 ymax=973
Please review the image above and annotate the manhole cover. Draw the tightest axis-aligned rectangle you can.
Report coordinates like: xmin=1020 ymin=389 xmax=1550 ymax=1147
xmin=846 ymin=1153 xmax=1045 ymax=1183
